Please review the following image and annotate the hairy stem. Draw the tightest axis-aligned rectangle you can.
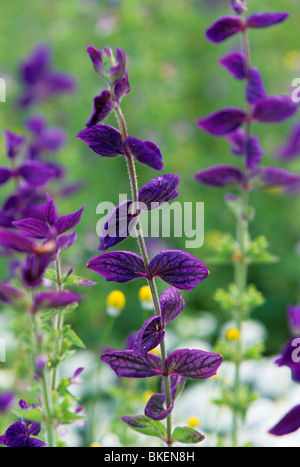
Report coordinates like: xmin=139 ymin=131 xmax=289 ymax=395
xmin=114 ymin=104 xmax=173 ymax=446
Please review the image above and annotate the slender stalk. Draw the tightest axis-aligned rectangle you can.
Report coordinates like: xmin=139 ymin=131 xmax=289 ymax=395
xmin=231 ymin=18 xmax=252 ymax=447
xmin=113 ymin=103 xmax=173 ymax=446
xmin=51 ymin=254 xmax=65 ymax=391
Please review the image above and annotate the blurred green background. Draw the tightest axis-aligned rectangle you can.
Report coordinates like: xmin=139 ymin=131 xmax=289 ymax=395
xmin=0 ymin=0 xmax=300 ymax=356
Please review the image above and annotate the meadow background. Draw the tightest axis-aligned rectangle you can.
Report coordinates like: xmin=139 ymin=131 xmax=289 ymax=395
xmin=0 ymin=0 xmax=300 ymax=447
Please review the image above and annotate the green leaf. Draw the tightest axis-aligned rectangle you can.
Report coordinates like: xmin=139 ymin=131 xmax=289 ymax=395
xmin=44 ymin=269 xmax=57 ymax=282
xmin=63 ymin=326 xmax=86 ymax=349
xmin=121 ymin=415 xmax=166 ymax=440
xmin=172 ymin=426 xmax=205 ymax=444
xmin=13 ymin=408 xmax=42 ymax=422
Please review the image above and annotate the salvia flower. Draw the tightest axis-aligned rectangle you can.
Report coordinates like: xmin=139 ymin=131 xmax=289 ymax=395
xmin=17 ymin=44 xmax=76 ymax=108
xmin=3 ymin=130 xmax=26 ymax=160
xmin=0 ymin=399 xmax=47 ymax=447
xmin=0 ymin=392 xmax=14 ymax=413
xmin=12 ymin=193 xmax=84 ymax=244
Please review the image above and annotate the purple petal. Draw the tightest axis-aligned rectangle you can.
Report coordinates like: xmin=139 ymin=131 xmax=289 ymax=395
xmin=197 ymin=107 xmax=247 ymax=136
xmin=34 ymin=290 xmax=82 ymax=311
xmin=230 ymin=0 xmax=247 ymax=15
xmin=246 ymin=67 xmax=266 ymax=104
xmin=166 ymin=349 xmax=223 ymax=379
xmin=219 ymin=52 xmax=247 ymax=80
xmin=98 ymin=200 xmax=138 ymax=251
xmin=0 ymin=282 xmax=25 ymax=305
xmin=53 ymin=206 xmax=84 ymax=235
xmin=87 ymin=251 xmax=146 ymax=283
xmin=132 ymin=316 xmax=165 ymax=356
xmin=109 ymin=47 xmax=127 ymax=84
xmin=86 ymin=46 xmax=105 ymax=76
xmin=251 ymin=167 xmax=300 ymax=189
xmin=277 ymin=122 xmax=300 ymax=160
xmin=144 ymin=392 xmax=173 ymax=421
xmin=124 ymin=137 xmax=163 ymax=171
xmin=4 ymin=421 xmax=28 ymax=447
xmin=19 ymin=45 xmax=51 ymax=86
xmin=42 ymin=194 xmax=58 ymax=225
xmin=100 ymin=350 xmax=163 ymax=378
xmin=12 ymin=218 xmax=51 ymax=239
xmin=113 ymin=70 xmax=130 ymax=102
xmin=22 ymin=252 xmax=53 ymax=288
xmin=159 ymin=286 xmax=185 ymax=324
xmin=253 ymin=96 xmax=298 ymax=123
xmin=138 ymin=174 xmax=180 ymax=210
xmin=287 ymin=304 xmax=300 ymax=336
xmin=0 ymin=167 xmax=12 ymax=185
xmin=275 ymin=338 xmax=300 ymax=383
xmin=195 ymin=165 xmax=245 ymax=187
xmin=19 ymin=161 xmax=57 ymax=186
xmin=0 ymin=392 xmax=14 ymax=413
xmin=246 ymin=136 xmax=264 ymax=170
xmin=26 ymin=437 xmax=47 ymax=447
xmin=246 ymin=12 xmax=289 ymax=29
xmin=56 ymin=231 xmax=77 ymax=251
xmin=4 ymin=130 xmax=25 ymax=159
xmin=206 ymin=16 xmax=243 ymax=43
xmin=76 ymin=124 xmax=124 ymax=157
xmin=43 ymin=72 xmax=76 ymax=95
xmin=0 ymin=229 xmax=36 ymax=253
xmin=227 ymin=129 xmax=247 ymax=156
xmin=269 ymin=405 xmax=300 ymax=436
xmin=148 ymin=250 xmax=209 ymax=291
xmin=86 ymin=90 xmax=114 ymax=127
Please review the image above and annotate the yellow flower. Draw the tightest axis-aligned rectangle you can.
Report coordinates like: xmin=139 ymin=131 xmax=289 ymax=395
xmin=138 ymin=285 xmax=154 ymax=310
xmin=187 ymin=416 xmax=200 ymax=428
xmin=143 ymin=390 xmax=155 ymax=402
xmin=90 ymin=442 xmax=102 ymax=447
xmin=106 ymin=290 xmax=126 ymax=317
xmin=149 ymin=347 xmax=160 ymax=356
xmin=225 ymin=328 xmax=240 ymax=342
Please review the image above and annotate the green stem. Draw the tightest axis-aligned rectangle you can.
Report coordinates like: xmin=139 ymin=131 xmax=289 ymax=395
xmin=231 ymin=19 xmax=253 ymax=447
xmin=114 ymin=104 xmax=173 ymax=446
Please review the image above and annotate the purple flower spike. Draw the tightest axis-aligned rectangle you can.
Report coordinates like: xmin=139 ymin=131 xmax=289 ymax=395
xmin=195 ymin=165 xmax=245 ymax=187
xmin=86 ymin=90 xmax=115 ymax=127
xmin=98 ymin=200 xmax=139 ymax=251
xmin=100 ymin=350 xmax=163 ymax=378
xmin=148 ymin=250 xmax=209 ymax=290
xmin=33 ymin=290 xmax=83 ymax=312
xmin=246 ymin=67 xmax=266 ymax=105
xmin=246 ymin=12 xmax=289 ymax=29
xmin=124 ymin=137 xmax=163 ymax=171
xmin=166 ymin=349 xmax=223 ymax=379
xmin=87 ymin=251 xmax=147 ymax=283
xmin=159 ymin=287 xmax=185 ymax=324
xmin=132 ymin=316 xmax=165 ymax=356
xmin=138 ymin=174 xmax=180 ymax=209
xmin=197 ymin=108 xmax=247 ymax=136
xmin=206 ymin=16 xmax=243 ymax=44
xmin=253 ymin=96 xmax=298 ymax=123
xmin=219 ymin=52 xmax=247 ymax=80
xmin=287 ymin=304 xmax=300 ymax=335
xmin=77 ymin=124 xmax=125 ymax=158
xmin=4 ymin=130 xmax=25 ymax=159
xmin=269 ymin=405 xmax=300 ymax=437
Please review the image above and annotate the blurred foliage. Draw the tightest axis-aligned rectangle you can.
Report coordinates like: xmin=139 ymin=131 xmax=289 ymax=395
xmin=0 ymin=0 xmax=300 ymax=361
